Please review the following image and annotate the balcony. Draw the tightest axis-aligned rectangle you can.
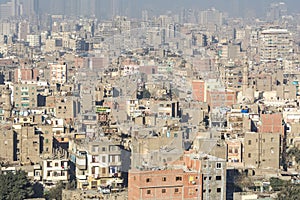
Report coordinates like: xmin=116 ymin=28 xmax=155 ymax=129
xmin=77 ymin=175 xmax=87 ymax=180
xmin=76 ymin=154 xmax=87 ymax=170
xmin=109 ymin=161 xmax=121 ymax=166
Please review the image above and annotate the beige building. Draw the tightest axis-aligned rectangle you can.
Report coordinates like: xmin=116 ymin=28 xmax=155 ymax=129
xmin=13 ymin=83 xmax=37 ymax=108
xmin=244 ymin=132 xmax=281 ymax=173
xmin=69 ymin=137 xmax=123 ymax=190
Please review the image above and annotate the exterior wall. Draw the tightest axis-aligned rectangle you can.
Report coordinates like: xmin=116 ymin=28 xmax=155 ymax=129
xmin=129 ymin=153 xmax=226 ymax=200
xmin=139 ymin=66 xmax=158 ymax=75
xmin=50 ymin=63 xmax=67 ymax=84
xmin=259 ymin=113 xmax=284 ymax=134
xmin=128 ymin=169 xmax=201 ymax=200
xmin=207 ymin=90 xmax=236 ymax=108
xmin=244 ymin=132 xmax=280 ymax=170
xmin=14 ymin=125 xmax=41 ymax=164
xmin=13 ymin=83 xmax=37 ymax=108
xmin=259 ymin=29 xmax=292 ymax=63
xmin=55 ymin=96 xmax=75 ymax=119
xmin=192 ymin=80 xmax=205 ymax=102
xmin=73 ymin=140 xmax=123 ymax=190
xmin=14 ymin=68 xmax=38 ymax=82
xmin=226 ymin=140 xmax=243 ymax=163
xmin=43 ymin=159 xmax=69 ymax=183
xmin=0 ymin=126 xmax=15 ymax=162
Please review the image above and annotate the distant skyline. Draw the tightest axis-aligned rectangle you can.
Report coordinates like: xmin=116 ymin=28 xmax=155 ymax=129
xmin=0 ymin=0 xmax=299 ymax=19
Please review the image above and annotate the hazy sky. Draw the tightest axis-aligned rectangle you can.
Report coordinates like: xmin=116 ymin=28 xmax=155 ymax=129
xmin=1 ymin=0 xmax=299 ymax=18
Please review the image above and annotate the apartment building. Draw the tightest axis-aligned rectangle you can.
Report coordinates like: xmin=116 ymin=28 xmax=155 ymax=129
xmin=42 ymin=159 xmax=69 ymax=185
xmin=13 ymin=83 xmax=37 ymax=108
xmin=244 ymin=132 xmax=281 ymax=173
xmin=69 ymin=137 xmax=123 ymax=190
xmin=49 ymin=63 xmax=67 ymax=84
xmin=259 ymin=28 xmax=292 ymax=63
xmin=128 ymin=151 xmax=226 ymax=200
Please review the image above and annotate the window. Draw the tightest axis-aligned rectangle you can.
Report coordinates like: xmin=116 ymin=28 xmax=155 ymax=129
xmin=176 ymin=176 xmax=182 ymax=181
xmin=217 ymin=188 xmax=221 ymax=193
xmin=248 ymin=140 xmax=251 ymax=145
xmin=174 ymin=188 xmax=179 ymax=193
xmin=216 ymin=176 xmax=222 ymax=180
xmin=162 ymin=177 xmax=167 ymax=181
xmin=45 ymin=139 xmax=49 ymax=144
xmin=188 ymin=188 xmax=195 ymax=195
xmin=270 ymin=148 xmax=274 ymax=154
xmin=146 ymin=178 xmax=151 ymax=183
xmin=248 ymin=153 xmax=251 ymax=158
xmin=92 ymin=145 xmax=99 ymax=152
xmin=209 ymin=176 xmax=212 ymax=180
xmin=271 ymin=137 xmax=274 ymax=142
xmin=216 ymin=162 xmax=222 ymax=169
xmin=162 ymin=189 xmax=166 ymax=193
xmin=147 ymin=190 xmax=151 ymax=195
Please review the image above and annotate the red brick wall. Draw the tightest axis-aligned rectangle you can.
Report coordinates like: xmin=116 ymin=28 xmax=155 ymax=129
xmin=259 ymin=113 xmax=284 ymax=134
xmin=192 ymin=80 xmax=205 ymax=102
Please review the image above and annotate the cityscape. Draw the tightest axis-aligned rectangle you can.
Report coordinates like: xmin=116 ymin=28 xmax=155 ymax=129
xmin=0 ymin=0 xmax=299 ymax=200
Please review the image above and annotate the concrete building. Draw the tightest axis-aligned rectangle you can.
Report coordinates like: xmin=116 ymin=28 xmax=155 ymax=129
xmin=13 ymin=83 xmax=37 ymax=108
xmin=259 ymin=29 xmax=292 ymax=63
xmin=69 ymin=137 xmax=123 ymax=190
xmin=244 ymin=132 xmax=281 ymax=173
xmin=192 ymin=80 xmax=206 ymax=102
xmin=0 ymin=123 xmax=15 ymax=163
xmin=43 ymin=159 xmax=69 ymax=184
xmin=14 ymin=68 xmax=38 ymax=82
xmin=27 ymin=34 xmax=41 ymax=47
xmin=259 ymin=113 xmax=284 ymax=135
xmin=49 ymin=63 xmax=67 ymax=84
xmin=128 ymin=151 xmax=226 ymax=200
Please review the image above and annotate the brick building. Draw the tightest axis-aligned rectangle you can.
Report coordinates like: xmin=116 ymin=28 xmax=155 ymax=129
xmin=192 ymin=80 xmax=205 ymax=102
xmin=259 ymin=113 xmax=284 ymax=135
xmin=128 ymin=151 xmax=226 ymax=200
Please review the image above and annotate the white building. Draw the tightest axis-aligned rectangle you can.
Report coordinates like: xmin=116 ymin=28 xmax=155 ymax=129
xmin=49 ymin=63 xmax=67 ymax=84
xmin=27 ymin=34 xmax=41 ymax=47
xmin=42 ymin=159 xmax=69 ymax=184
xmin=259 ymin=28 xmax=293 ymax=63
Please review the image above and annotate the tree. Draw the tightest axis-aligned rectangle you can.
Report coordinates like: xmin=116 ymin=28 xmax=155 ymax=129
xmin=287 ymin=147 xmax=300 ymax=164
xmin=277 ymin=183 xmax=300 ymax=200
xmin=233 ymin=172 xmax=255 ymax=192
xmin=142 ymin=89 xmax=151 ymax=99
xmin=0 ymin=170 xmax=34 ymax=200
xmin=270 ymin=177 xmax=285 ymax=191
xmin=44 ymin=181 xmax=65 ymax=200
